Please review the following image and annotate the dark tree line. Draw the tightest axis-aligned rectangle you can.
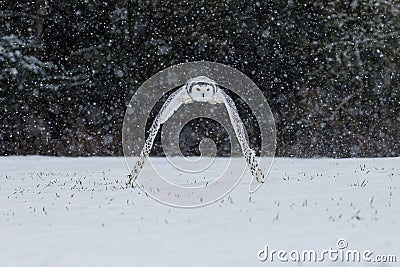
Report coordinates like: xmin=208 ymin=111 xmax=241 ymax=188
xmin=1 ymin=0 xmax=399 ymax=157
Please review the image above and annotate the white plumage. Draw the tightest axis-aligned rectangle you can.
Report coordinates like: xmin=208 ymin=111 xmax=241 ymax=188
xmin=127 ymin=76 xmax=265 ymax=186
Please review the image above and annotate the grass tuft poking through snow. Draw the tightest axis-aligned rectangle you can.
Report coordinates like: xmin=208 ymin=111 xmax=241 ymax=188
xmin=0 ymin=156 xmax=399 ymax=267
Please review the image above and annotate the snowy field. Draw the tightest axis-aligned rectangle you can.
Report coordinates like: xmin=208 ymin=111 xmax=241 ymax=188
xmin=1 ymin=156 xmax=399 ymax=267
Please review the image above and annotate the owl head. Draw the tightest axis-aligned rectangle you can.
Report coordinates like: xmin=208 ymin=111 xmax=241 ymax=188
xmin=186 ymin=76 xmax=218 ymax=102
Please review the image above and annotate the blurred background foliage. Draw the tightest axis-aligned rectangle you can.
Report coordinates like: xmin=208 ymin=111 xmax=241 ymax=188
xmin=0 ymin=0 xmax=399 ymax=157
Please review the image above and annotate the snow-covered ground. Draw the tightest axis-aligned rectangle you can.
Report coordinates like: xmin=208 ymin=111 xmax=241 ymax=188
xmin=0 ymin=156 xmax=399 ymax=267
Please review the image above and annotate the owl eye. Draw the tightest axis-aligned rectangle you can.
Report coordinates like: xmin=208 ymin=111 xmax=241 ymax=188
xmin=207 ymin=88 xmax=210 ymax=91
xmin=196 ymin=87 xmax=201 ymax=91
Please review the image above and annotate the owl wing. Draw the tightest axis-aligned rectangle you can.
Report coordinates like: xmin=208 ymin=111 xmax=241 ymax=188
xmin=215 ymin=88 xmax=266 ymax=189
xmin=126 ymin=86 xmax=191 ymax=187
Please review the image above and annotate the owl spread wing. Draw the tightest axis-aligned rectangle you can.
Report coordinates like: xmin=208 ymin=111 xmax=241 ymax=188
xmin=126 ymin=82 xmax=266 ymax=190
xmin=215 ymin=88 xmax=266 ymax=186
xmin=126 ymin=86 xmax=190 ymax=187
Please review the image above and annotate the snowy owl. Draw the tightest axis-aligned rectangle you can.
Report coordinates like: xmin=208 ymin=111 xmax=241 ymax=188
xmin=127 ymin=76 xmax=265 ymax=186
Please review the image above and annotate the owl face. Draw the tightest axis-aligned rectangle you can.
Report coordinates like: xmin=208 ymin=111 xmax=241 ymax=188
xmin=186 ymin=76 xmax=217 ymax=102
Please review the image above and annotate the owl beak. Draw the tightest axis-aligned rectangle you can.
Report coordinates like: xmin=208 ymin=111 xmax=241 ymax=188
xmin=202 ymin=93 xmax=205 ymax=98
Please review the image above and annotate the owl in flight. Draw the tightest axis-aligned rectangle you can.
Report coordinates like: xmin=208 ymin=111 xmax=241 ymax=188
xmin=127 ymin=76 xmax=265 ymax=188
